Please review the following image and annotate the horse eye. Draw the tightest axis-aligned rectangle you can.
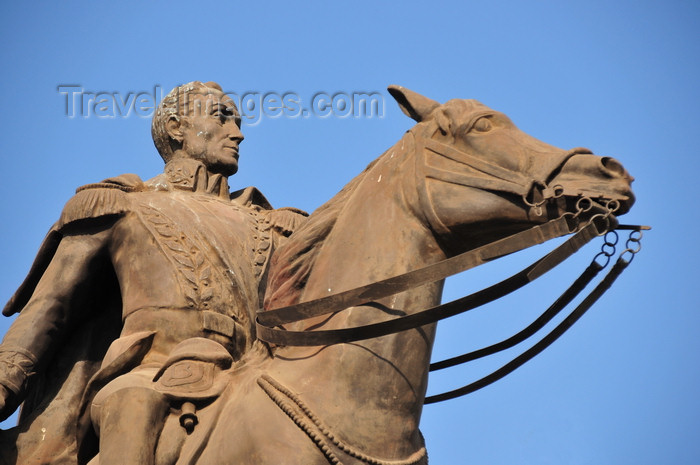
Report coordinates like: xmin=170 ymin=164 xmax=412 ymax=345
xmin=472 ymin=116 xmax=492 ymax=133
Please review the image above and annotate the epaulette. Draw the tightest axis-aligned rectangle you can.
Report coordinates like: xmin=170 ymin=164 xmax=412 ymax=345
xmin=230 ymin=186 xmax=274 ymax=210
xmin=230 ymin=186 xmax=309 ymax=235
xmin=57 ymin=174 xmax=145 ymax=229
xmin=263 ymin=207 xmax=309 ymax=236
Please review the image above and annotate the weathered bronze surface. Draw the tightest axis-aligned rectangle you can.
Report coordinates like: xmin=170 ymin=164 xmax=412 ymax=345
xmin=0 ymin=83 xmax=635 ymax=464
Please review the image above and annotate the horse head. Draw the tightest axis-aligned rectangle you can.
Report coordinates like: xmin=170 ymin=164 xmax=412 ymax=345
xmin=388 ymin=85 xmax=635 ymax=253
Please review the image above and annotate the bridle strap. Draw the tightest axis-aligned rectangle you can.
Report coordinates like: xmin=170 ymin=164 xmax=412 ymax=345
xmin=420 ymin=136 xmax=533 ymax=197
xmin=429 ymin=260 xmax=603 ymax=372
xmin=259 ymin=215 xmax=580 ymax=328
xmin=424 ymin=252 xmax=633 ymax=403
xmin=416 ymin=136 xmax=586 ymax=203
xmin=256 ymin=217 xmax=608 ymax=346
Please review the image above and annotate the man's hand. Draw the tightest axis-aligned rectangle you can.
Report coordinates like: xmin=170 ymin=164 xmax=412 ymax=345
xmin=0 ymin=384 xmax=18 ymax=423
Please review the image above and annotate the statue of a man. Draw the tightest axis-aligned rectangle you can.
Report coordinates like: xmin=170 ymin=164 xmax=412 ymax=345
xmin=0 ymin=81 xmax=306 ymax=464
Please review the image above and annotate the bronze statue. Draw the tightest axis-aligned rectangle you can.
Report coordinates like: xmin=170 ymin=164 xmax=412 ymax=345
xmin=0 ymin=81 xmax=307 ymax=464
xmin=0 ymin=83 xmax=635 ymax=464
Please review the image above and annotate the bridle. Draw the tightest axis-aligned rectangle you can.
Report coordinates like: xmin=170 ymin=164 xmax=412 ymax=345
xmin=256 ymin=130 xmax=648 ymax=403
xmin=410 ymin=123 xmax=598 ymax=238
xmin=419 ymin=135 xmax=588 ymax=206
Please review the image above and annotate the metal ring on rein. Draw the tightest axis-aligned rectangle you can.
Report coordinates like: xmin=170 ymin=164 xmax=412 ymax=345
xmin=594 ymin=230 xmax=619 ymax=268
xmin=574 ymin=196 xmax=593 ymax=218
xmin=584 ymin=198 xmax=621 ymax=266
xmin=522 ymin=181 xmax=565 ymax=216
xmin=621 ymin=229 xmax=644 ymax=264
xmin=585 ymin=196 xmax=621 ymax=237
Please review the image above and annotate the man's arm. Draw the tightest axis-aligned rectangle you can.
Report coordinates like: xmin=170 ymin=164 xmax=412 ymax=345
xmin=0 ymin=225 xmax=112 ymax=421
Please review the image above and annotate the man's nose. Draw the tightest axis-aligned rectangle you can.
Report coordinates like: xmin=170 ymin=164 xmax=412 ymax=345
xmin=228 ymin=124 xmax=244 ymax=143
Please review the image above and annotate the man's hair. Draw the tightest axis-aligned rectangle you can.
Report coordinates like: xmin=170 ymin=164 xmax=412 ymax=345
xmin=151 ymin=81 xmax=225 ymax=163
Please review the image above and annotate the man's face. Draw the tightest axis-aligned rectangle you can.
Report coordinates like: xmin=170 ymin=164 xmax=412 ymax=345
xmin=179 ymin=90 xmax=244 ymax=176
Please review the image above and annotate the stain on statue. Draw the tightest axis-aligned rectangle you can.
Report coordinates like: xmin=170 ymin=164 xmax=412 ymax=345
xmin=0 ymin=82 xmax=635 ymax=465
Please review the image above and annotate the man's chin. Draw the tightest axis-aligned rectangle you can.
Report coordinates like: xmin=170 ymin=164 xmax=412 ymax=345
xmin=217 ymin=164 xmax=238 ymax=177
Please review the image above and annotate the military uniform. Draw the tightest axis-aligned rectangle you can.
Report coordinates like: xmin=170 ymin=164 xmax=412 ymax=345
xmin=0 ymin=158 xmax=306 ymax=464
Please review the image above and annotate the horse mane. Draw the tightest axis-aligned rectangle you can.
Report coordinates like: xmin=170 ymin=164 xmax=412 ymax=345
xmin=263 ymin=153 xmax=385 ymax=310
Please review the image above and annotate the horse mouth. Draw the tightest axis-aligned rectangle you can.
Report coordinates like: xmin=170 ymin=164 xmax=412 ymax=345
xmin=603 ymin=188 xmax=635 ymax=215
xmin=585 ymin=180 xmax=635 ymax=216
xmin=571 ymin=191 xmax=635 ymax=217
xmin=551 ymin=153 xmax=636 ymax=217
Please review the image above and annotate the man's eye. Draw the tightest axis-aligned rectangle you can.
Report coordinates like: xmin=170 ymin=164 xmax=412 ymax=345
xmin=215 ymin=109 xmax=234 ymax=122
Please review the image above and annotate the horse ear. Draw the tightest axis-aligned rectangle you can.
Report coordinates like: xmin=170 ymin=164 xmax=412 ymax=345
xmin=388 ymin=85 xmax=440 ymax=122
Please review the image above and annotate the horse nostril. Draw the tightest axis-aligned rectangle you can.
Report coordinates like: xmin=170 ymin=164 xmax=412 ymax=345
xmin=601 ymin=157 xmax=626 ymax=177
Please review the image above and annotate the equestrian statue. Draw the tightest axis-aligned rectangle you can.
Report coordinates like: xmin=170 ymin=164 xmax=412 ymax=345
xmin=0 ymin=82 xmax=638 ymax=465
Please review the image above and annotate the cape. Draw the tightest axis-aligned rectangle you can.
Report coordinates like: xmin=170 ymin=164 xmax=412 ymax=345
xmin=0 ymin=174 xmax=307 ymax=465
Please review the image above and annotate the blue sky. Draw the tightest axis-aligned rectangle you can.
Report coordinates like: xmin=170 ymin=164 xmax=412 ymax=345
xmin=0 ymin=1 xmax=698 ymax=464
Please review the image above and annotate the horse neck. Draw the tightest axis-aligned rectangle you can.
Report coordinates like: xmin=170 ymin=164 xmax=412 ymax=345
xmin=302 ymin=131 xmax=441 ymax=299
xmin=272 ymin=148 xmax=445 ymax=456
xmin=302 ymin=134 xmax=445 ymax=316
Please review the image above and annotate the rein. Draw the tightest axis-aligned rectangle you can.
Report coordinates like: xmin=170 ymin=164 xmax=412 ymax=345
xmin=256 ymin=213 xmax=648 ymax=402
xmin=258 ymin=212 xmax=611 ymax=345
xmin=424 ymin=225 xmax=646 ymax=403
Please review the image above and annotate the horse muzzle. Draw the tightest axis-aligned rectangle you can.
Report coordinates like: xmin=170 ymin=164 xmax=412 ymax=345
xmin=550 ymin=152 xmax=636 ymax=216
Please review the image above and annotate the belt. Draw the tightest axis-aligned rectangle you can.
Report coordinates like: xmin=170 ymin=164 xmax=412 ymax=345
xmin=124 ymin=307 xmax=237 ymax=339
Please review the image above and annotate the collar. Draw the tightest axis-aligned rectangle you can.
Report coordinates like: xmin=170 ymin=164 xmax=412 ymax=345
xmin=163 ymin=158 xmax=230 ymax=199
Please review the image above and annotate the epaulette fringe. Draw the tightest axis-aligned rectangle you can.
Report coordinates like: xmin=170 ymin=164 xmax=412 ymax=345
xmin=265 ymin=207 xmax=309 ymax=236
xmin=58 ymin=186 xmax=130 ymax=229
